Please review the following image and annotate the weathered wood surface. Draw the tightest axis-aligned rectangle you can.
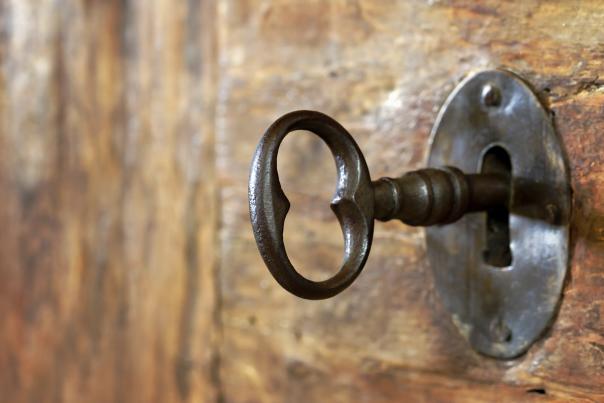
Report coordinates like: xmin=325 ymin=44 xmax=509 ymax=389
xmin=1 ymin=0 xmax=604 ymax=402
xmin=216 ymin=1 xmax=604 ymax=402
xmin=0 ymin=0 xmax=219 ymax=402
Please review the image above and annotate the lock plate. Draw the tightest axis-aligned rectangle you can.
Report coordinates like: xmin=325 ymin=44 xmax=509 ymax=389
xmin=426 ymin=70 xmax=570 ymax=359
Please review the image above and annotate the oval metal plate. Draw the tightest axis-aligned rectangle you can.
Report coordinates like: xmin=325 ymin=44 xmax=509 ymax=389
xmin=427 ymin=70 xmax=570 ymax=358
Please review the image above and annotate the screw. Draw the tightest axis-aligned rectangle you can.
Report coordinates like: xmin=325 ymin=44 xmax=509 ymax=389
xmin=482 ymin=84 xmax=502 ymax=107
xmin=545 ymin=203 xmax=560 ymax=225
xmin=489 ymin=317 xmax=512 ymax=343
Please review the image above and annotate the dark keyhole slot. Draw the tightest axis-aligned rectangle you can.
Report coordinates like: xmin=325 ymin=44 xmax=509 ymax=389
xmin=481 ymin=146 xmax=512 ymax=267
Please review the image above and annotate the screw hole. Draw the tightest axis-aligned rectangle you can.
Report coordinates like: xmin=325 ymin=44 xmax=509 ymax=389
xmin=489 ymin=317 xmax=512 ymax=343
xmin=482 ymin=84 xmax=502 ymax=107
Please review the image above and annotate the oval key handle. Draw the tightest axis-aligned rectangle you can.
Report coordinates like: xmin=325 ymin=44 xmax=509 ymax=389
xmin=249 ymin=111 xmax=374 ymax=299
xmin=249 ymin=110 xmax=511 ymax=300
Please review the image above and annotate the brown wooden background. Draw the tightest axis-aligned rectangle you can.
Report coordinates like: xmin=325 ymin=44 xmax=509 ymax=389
xmin=0 ymin=0 xmax=603 ymax=402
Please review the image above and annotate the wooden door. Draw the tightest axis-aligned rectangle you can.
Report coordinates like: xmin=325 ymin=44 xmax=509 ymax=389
xmin=1 ymin=1 xmax=603 ymax=402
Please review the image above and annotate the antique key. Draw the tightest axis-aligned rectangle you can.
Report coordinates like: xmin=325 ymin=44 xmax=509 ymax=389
xmin=248 ymin=109 xmax=511 ymax=300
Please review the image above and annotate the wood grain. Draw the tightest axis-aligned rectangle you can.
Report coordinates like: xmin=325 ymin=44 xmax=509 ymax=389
xmin=216 ymin=1 xmax=604 ymax=402
xmin=0 ymin=0 xmax=219 ymax=401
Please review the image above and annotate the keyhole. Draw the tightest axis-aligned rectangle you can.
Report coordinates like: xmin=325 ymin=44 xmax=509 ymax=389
xmin=481 ymin=146 xmax=512 ymax=267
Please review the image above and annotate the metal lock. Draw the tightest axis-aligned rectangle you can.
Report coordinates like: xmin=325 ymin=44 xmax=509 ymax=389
xmin=248 ymin=70 xmax=570 ymax=358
